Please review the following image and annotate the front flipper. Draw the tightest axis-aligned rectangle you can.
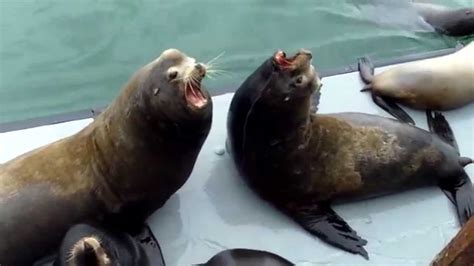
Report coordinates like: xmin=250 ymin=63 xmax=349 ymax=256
xmin=426 ymin=110 xmax=459 ymax=153
xmin=286 ymin=203 xmax=369 ymax=259
xmin=358 ymin=57 xmax=375 ymax=84
xmin=372 ymin=94 xmax=415 ymax=125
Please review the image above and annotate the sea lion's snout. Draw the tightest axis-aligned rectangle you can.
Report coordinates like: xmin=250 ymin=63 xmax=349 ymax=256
xmin=69 ymin=237 xmax=111 ymax=265
xmin=195 ymin=63 xmax=206 ymax=78
xmin=293 ymin=49 xmax=313 ymax=70
xmin=296 ymin=49 xmax=312 ymax=60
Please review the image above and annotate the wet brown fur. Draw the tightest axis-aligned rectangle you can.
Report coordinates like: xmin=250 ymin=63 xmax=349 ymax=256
xmin=306 ymin=115 xmax=443 ymax=202
xmin=0 ymin=49 xmax=212 ymax=265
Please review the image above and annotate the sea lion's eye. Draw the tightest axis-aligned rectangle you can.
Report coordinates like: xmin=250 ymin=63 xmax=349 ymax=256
xmin=295 ymin=76 xmax=303 ymax=85
xmin=168 ymin=71 xmax=178 ymax=81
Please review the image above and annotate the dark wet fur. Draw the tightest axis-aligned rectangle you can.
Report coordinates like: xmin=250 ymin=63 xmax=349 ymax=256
xmin=227 ymin=54 xmax=474 ymax=259
xmin=0 ymin=51 xmax=212 ymax=265
xmin=358 ymin=57 xmax=415 ymax=125
xmin=418 ymin=7 xmax=474 ymax=37
xmin=196 ymin=248 xmax=294 ymax=266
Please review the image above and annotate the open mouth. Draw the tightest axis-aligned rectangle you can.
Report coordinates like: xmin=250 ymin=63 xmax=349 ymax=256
xmin=274 ymin=50 xmax=297 ymax=69
xmin=184 ymin=64 xmax=208 ymax=109
xmin=273 ymin=49 xmax=312 ymax=70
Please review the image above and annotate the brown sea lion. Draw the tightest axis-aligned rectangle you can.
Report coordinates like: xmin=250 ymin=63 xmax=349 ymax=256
xmin=196 ymin=248 xmax=294 ymax=266
xmin=0 ymin=48 xmax=212 ymax=265
xmin=358 ymin=41 xmax=474 ymax=125
xmin=226 ymin=49 xmax=474 ymax=259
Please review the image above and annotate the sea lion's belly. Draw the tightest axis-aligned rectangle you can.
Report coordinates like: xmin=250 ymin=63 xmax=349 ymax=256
xmin=0 ymin=185 xmax=97 ymax=265
xmin=309 ymin=113 xmax=460 ymax=203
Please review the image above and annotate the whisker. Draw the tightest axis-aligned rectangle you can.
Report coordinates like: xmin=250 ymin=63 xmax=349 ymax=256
xmin=206 ymin=72 xmax=216 ymax=80
xmin=207 ymin=68 xmax=232 ymax=76
xmin=206 ymin=51 xmax=225 ymax=67
xmin=207 ymin=70 xmax=233 ymax=78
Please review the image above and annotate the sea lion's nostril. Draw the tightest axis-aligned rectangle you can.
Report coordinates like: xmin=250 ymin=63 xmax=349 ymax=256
xmin=195 ymin=63 xmax=206 ymax=77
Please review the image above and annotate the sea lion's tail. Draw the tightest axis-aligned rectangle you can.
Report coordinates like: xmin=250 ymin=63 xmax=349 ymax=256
xmin=357 ymin=57 xmax=375 ymax=85
xmin=441 ymin=173 xmax=474 ymax=225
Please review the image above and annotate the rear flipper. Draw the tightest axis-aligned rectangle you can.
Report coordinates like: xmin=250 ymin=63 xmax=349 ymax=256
xmin=455 ymin=41 xmax=465 ymax=51
xmin=286 ymin=203 xmax=369 ymax=259
xmin=358 ymin=57 xmax=375 ymax=84
xmin=426 ymin=110 xmax=459 ymax=153
xmin=372 ymin=94 xmax=415 ymax=125
xmin=440 ymin=173 xmax=474 ymax=225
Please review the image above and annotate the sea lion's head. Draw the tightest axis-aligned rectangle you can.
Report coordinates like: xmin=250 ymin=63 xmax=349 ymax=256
xmin=65 ymin=236 xmax=111 ymax=266
xmin=259 ymin=49 xmax=321 ymax=107
xmin=133 ymin=49 xmax=212 ymax=125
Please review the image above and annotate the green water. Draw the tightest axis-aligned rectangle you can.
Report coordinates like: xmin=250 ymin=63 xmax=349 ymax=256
xmin=0 ymin=0 xmax=472 ymax=123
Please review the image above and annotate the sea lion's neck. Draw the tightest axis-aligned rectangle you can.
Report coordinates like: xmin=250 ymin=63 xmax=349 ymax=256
xmin=262 ymin=96 xmax=312 ymax=141
xmin=85 ymin=79 xmax=210 ymax=210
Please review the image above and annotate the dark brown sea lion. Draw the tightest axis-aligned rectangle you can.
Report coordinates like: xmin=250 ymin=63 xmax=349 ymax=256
xmin=358 ymin=41 xmax=474 ymax=125
xmin=413 ymin=2 xmax=474 ymax=37
xmin=50 ymin=223 xmax=164 ymax=266
xmin=196 ymin=248 xmax=293 ymax=266
xmin=226 ymin=49 xmax=474 ymax=259
xmin=0 ymin=49 xmax=212 ymax=265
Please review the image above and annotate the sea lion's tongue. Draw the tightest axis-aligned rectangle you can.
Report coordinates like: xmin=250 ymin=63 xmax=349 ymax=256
xmin=186 ymin=84 xmax=207 ymax=108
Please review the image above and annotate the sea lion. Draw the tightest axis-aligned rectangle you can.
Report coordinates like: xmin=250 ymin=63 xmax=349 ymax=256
xmin=412 ymin=2 xmax=474 ymax=37
xmin=358 ymin=41 xmax=474 ymax=125
xmin=196 ymin=249 xmax=293 ymax=266
xmin=226 ymin=49 xmax=474 ymax=259
xmin=0 ymin=49 xmax=213 ymax=265
xmin=51 ymin=223 xmax=164 ymax=266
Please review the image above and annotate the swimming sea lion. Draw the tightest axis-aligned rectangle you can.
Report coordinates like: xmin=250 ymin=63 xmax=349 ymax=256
xmin=51 ymin=223 xmax=164 ymax=266
xmin=0 ymin=49 xmax=212 ymax=265
xmin=412 ymin=2 xmax=474 ymax=37
xmin=196 ymin=248 xmax=293 ymax=266
xmin=226 ymin=49 xmax=474 ymax=259
xmin=358 ymin=41 xmax=474 ymax=125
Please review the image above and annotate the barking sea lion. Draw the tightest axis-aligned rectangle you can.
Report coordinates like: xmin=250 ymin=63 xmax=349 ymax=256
xmin=226 ymin=49 xmax=474 ymax=259
xmin=0 ymin=49 xmax=212 ymax=265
